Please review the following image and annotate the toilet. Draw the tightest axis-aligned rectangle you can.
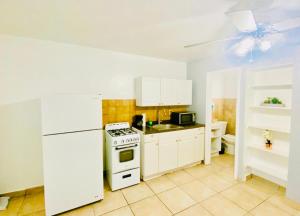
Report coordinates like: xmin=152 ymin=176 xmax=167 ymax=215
xmin=222 ymin=134 xmax=236 ymax=155
xmin=217 ymin=121 xmax=236 ymax=155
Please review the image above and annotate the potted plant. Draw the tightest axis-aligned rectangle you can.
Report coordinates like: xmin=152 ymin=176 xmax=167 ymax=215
xmin=261 ymin=97 xmax=285 ymax=107
xmin=263 ymin=130 xmax=272 ymax=149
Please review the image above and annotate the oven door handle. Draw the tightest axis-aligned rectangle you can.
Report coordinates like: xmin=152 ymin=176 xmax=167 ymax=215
xmin=115 ymin=144 xmax=138 ymax=150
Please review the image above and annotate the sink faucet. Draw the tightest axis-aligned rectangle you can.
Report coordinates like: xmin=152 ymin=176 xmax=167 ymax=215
xmin=157 ymin=108 xmax=161 ymax=125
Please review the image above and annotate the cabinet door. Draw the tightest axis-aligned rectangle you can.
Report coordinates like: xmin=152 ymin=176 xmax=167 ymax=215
xmin=136 ymin=77 xmax=161 ymax=106
xmin=176 ymin=80 xmax=192 ymax=105
xmin=194 ymin=133 xmax=205 ymax=162
xmin=160 ymin=79 xmax=177 ymax=106
xmin=143 ymin=141 xmax=159 ymax=177
xmin=159 ymin=132 xmax=178 ymax=172
xmin=178 ymin=137 xmax=196 ymax=167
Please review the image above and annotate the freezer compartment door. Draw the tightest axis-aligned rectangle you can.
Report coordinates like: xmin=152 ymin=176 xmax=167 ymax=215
xmin=43 ymin=130 xmax=103 ymax=216
xmin=42 ymin=94 xmax=102 ymax=135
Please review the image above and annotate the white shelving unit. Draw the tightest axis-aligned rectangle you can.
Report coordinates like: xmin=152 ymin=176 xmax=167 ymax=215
xmin=244 ymin=65 xmax=293 ymax=187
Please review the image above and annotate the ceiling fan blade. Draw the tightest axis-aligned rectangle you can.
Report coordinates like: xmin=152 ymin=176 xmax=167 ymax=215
xmin=227 ymin=0 xmax=274 ymax=13
xmin=272 ymin=17 xmax=300 ymax=32
xmin=184 ymin=36 xmax=241 ymax=48
xmin=231 ymin=37 xmax=256 ymax=57
xmin=226 ymin=10 xmax=257 ymax=33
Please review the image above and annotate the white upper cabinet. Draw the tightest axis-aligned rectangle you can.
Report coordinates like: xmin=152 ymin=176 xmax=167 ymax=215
xmin=135 ymin=77 xmax=192 ymax=106
xmin=176 ymin=80 xmax=192 ymax=105
xmin=135 ymin=77 xmax=161 ymax=106
xmin=160 ymin=79 xmax=178 ymax=106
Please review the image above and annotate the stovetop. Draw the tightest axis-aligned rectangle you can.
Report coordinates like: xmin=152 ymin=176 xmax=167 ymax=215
xmin=107 ymin=128 xmax=137 ymax=137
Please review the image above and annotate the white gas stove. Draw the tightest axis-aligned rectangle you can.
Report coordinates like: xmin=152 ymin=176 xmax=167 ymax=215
xmin=105 ymin=122 xmax=140 ymax=191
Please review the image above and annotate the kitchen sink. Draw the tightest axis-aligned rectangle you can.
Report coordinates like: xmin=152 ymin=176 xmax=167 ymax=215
xmin=152 ymin=124 xmax=184 ymax=131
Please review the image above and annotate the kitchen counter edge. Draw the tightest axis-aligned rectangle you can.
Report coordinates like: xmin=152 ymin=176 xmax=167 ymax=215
xmin=133 ymin=123 xmax=205 ymax=135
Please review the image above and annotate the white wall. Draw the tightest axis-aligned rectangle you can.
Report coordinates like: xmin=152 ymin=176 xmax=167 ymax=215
xmin=287 ymin=55 xmax=300 ymax=202
xmin=0 ymin=35 xmax=187 ymax=194
xmin=0 ymin=35 xmax=186 ymax=105
xmin=0 ymin=99 xmax=42 ymax=194
xmin=187 ymin=54 xmax=300 ymax=202
xmin=210 ymin=71 xmax=238 ymax=99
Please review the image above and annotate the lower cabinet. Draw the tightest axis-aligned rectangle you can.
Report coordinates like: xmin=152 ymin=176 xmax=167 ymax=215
xmin=159 ymin=132 xmax=178 ymax=172
xmin=141 ymin=127 xmax=205 ymax=180
xmin=142 ymin=134 xmax=159 ymax=177
xmin=178 ymin=137 xmax=196 ymax=167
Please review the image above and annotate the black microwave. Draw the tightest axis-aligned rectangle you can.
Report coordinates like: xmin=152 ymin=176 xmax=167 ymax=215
xmin=170 ymin=112 xmax=196 ymax=125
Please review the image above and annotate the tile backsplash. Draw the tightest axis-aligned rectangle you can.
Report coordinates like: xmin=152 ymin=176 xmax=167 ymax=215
xmin=212 ymin=98 xmax=237 ymax=135
xmin=102 ymin=99 xmax=187 ymax=128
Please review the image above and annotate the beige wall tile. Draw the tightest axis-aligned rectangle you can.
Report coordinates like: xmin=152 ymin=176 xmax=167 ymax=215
xmin=102 ymin=99 xmax=187 ymax=127
xmin=212 ymin=98 xmax=237 ymax=135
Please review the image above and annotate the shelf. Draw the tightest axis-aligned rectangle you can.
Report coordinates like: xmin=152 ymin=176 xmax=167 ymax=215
xmin=249 ymin=106 xmax=291 ymax=112
xmin=248 ymin=124 xmax=290 ymax=134
xmin=247 ymin=160 xmax=288 ymax=186
xmin=248 ymin=144 xmax=289 ymax=157
xmin=251 ymin=84 xmax=292 ymax=90
xmin=211 ymin=135 xmax=221 ymax=139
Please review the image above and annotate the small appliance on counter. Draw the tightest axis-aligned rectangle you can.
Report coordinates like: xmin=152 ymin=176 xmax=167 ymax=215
xmin=170 ymin=112 xmax=196 ymax=125
xmin=132 ymin=114 xmax=146 ymax=129
xmin=105 ymin=122 xmax=140 ymax=191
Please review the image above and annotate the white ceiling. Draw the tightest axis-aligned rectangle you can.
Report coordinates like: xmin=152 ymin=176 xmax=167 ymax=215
xmin=0 ymin=0 xmax=239 ymax=62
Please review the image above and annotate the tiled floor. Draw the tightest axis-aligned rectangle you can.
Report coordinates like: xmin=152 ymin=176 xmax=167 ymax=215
xmin=1 ymin=154 xmax=300 ymax=216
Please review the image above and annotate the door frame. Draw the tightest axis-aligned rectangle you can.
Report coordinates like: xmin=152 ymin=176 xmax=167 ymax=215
xmin=205 ymin=67 xmax=242 ymax=179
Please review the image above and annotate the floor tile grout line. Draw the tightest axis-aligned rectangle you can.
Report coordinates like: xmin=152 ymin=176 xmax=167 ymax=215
xmin=154 ymin=193 xmax=175 ymax=215
xmin=16 ymin=195 xmax=26 ymax=215
xmin=127 ymin=204 xmax=136 ymax=216
xmin=263 ymin=197 xmax=296 ymax=216
xmin=143 ymin=179 xmax=174 ymax=215
xmin=144 ymin=177 xmax=177 ymax=194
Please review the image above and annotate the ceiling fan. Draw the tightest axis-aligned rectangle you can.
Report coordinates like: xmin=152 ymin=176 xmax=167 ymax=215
xmin=185 ymin=0 xmax=300 ymax=59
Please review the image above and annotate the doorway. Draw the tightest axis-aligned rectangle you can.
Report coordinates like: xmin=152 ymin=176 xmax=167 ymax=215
xmin=205 ymin=68 xmax=241 ymax=180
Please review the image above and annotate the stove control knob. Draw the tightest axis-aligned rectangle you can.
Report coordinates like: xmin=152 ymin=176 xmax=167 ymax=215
xmin=114 ymin=141 xmax=117 ymax=145
xmin=121 ymin=140 xmax=124 ymax=144
xmin=126 ymin=139 xmax=129 ymax=143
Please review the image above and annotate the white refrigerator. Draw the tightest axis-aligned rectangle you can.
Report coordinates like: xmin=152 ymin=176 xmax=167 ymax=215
xmin=41 ymin=94 xmax=104 ymax=216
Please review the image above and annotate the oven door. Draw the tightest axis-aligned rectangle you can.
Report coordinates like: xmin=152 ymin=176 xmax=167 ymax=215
xmin=111 ymin=143 xmax=140 ymax=173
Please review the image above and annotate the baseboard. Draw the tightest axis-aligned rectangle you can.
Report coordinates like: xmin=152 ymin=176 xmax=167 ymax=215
xmin=0 ymin=186 xmax=44 ymax=198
